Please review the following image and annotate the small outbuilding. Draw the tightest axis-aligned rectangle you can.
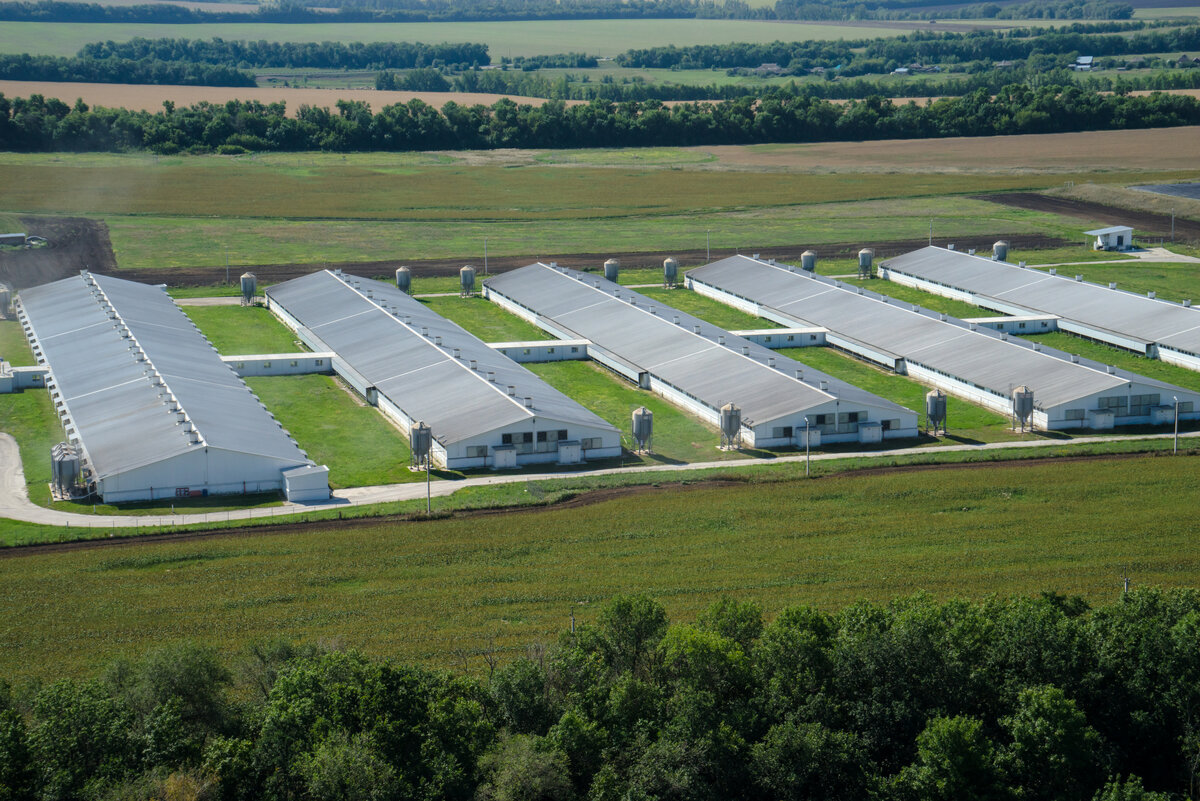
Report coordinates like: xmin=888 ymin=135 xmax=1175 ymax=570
xmin=1085 ymin=225 xmax=1134 ymax=251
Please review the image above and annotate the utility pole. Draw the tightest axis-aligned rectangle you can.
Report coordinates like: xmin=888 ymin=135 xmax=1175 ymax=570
xmin=483 ymin=237 xmax=488 ymax=276
xmin=1174 ymin=395 xmax=1180 ymax=455
xmin=929 ymin=217 xmax=933 ymax=246
xmin=1172 ymin=208 xmax=1176 ymax=243
xmin=224 ymin=245 xmax=229 ymax=285
xmin=804 ymin=416 xmax=811 ymax=477
xmin=426 ymin=445 xmax=431 ymax=514
xmin=706 ymin=230 xmax=711 ymax=262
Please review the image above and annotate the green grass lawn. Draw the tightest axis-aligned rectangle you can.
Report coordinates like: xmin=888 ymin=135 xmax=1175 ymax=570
xmin=182 ymin=305 xmax=301 ymax=355
xmin=1012 ymin=246 xmax=1138 ymax=265
xmin=1019 ymin=331 xmax=1200 ymax=394
xmin=0 ymin=388 xmax=63 ymax=509
xmin=0 ymin=319 xmax=34 ymax=366
xmin=858 ymin=277 xmax=997 ymax=320
xmin=245 ymin=374 xmax=422 ymax=489
xmin=1019 ymin=262 xmax=1200 ymax=305
xmin=2 ymin=454 xmax=1197 ymax=681
xmin=419 ymin=296 xmax=546 ymax=342
xmin=774 ymin=347 xmax=1036 ymax=445
xmin=636 ymin=286 xmax=777 ymax=331
xmin=526 ymin=360 xmax=751 ymax=465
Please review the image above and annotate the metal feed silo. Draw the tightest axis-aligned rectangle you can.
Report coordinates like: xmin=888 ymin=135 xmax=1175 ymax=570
xmin=925 ymin=389 xmax=947 ymax=435
xmin=632 ymin=406 xmax=653 ymax=452
xmin=1012 ymin=386 xmax=1035 ymax=431
xmin=857 ymin=249 xmax=874 ymax=279
xmin=801 ymin=250 xmax=817 ymax=272
xmin=663 ymin=257 xmax=678 ymax=288
xmin=604 ymin=258 xmax=620 ymax=283
xmin=410 ymin=421 xmax=432 ymax=468
xmin=459 ymin=265 xmax=476 ymax=297
xmin=719 ymin=402 xmax=741 ymax=449
xmin=395 ymin=266 xmax=412 ymax=294
xmin=240 ymin=272 xmax=257 ymax=305
xmin=993 ymin=241 xmax=1009 ymax=262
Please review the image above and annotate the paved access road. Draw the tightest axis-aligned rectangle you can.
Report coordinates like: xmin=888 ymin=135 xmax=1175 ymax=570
xmin=1 ymin=431 xmax=1196 ymax=531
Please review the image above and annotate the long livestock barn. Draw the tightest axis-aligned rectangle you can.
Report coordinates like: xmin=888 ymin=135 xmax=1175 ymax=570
xmin=687 ymin=255 xmax=1200 ymax=430
xmin=266 ymin=270 xmax=621 ymax=469
xmin=881 ymin=246 xmax=1200 ymax=371
xmin=17 ymin=273 xmax=328 ymax=503
xmin=482 ymin=263 xmax=918 ymax=447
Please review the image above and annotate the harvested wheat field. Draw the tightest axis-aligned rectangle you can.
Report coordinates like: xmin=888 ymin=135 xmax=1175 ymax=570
xmin=0 ymin=81 xmax=568 ymax=114
xmin=703 ymin=126 xmax=1200 ymax=173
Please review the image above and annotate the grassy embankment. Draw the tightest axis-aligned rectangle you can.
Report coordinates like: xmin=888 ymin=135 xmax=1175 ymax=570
xmin=0 ymin=454 xmax=1196 ymax=682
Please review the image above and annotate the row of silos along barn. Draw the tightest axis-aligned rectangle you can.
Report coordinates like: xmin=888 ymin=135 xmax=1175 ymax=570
xmin=686 ymin=254 xmax=1200 ymax=430
xmin=880 ymin=245 xmax=1200 ymax=372
xmin=265 ymin=269 xmax=621 ymax=469
xmin=16 ymin=272 xmax=329 ymax=503
xmin=482 ymin=262 xmax=919 ymax=447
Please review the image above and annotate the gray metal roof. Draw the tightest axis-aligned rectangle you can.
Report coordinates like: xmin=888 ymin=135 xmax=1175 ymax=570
xmin=687 ymin=255 xmax=1189 ymax=409
xmin=483 ymin=263 xmax=913 ymax=427
xmin=18 ymin=272 xmax=311 ymax=480
xmin=266 ymin=270 xmax=616 ymax=444
xmin=884 ymin=246 xmax=1200 ymax=356
xmin=1084 ymin=226 xmax=1132 ymax=236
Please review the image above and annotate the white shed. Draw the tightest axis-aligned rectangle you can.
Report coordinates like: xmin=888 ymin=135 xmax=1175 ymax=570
xmin=1086 ymin=225 xmax=1134 ymax=251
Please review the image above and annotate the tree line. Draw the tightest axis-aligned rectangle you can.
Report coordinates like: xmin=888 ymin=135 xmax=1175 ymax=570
xmin=0 ymin=54 xmax=255 ymax=87
xmin=448 ymin=64 xmax=1200 ymax=102
xmin=2 ymin=84 xmax=1199 ymax=153
xmin=617 ymin=23 xmax=1200 ymax=70
xmin=78 ymin=38 xmax=491 ymax=70
xmin=1 ymin=589 xmax=1197 ymax=800
xmin=0 ymin=0 xmax=1138 ymax=24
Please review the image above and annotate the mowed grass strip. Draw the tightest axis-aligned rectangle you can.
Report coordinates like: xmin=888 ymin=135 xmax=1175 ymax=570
xmin=526 ymin=360 xmax=746 ymax=464
xmin=244 ymin=375 xmax=420 ymax=488
xmin=1019 ymin=331 xmax=1200 ymax=394
xmin=0 ymin=455 xmax=1196 ymax=681
xmin=418 ymin=296 xmax=546 ymax=342
xmin=0 ymin=319 xmax=34 ymax=367
xmin=182 ymin=305 xmax=302 ymax=355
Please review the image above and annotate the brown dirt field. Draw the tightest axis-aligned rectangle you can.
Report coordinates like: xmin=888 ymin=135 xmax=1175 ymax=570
xmin=0 ymin=216 xmax=116 ymax=290
xmin=114 ymin=233 xmax=1075 ymax=286
xmin=0 ymin=81 xmax=567 ymax=115
xmin=980 ymin=192 xmax=1200 ymax=243
xmin=702 ymin=126 xmax=1200 ymax=173
xmin=0 ymin=450 xmax=1159 ymax=558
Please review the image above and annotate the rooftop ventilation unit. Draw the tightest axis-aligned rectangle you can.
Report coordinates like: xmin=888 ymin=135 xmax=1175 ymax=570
xmin=1148 ymin=291 xmax=1156 ymax=299
xmin=507 ymin=385 xmax=515 ymax=396
xmin=795 ymin=369 xmax=803 ymax=380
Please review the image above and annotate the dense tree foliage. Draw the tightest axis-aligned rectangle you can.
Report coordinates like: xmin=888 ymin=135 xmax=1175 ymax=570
xmin=0 ymin=0 xmax=1137 ymax=24
xmin=1 ymin=590 xmax=1198 ymax=799
xmin=617 ymin=24 xmax=1200 ymax=70
xmin=1 ymin=84 xmax=1198 ymax=154
xmin=0 ymin=53 xmax=255 ymax=86
xmin=78 ymin=38 xmax=491 ymax=70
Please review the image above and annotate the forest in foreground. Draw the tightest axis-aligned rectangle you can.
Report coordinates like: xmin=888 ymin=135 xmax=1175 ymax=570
xmin=1 ymin=589 xmax=1197 ymax=800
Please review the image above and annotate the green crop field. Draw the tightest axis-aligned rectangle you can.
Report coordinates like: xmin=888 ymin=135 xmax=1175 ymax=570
xmin=419 ymin=295 xmax=546 ymax=342
xmin=0 ymin=19 xmax=910 ymax=59
xmin=1 ymin=454 xmax=1197 ymax=681
xmin=182 ymin=304 xmax=301 ymax=354
xmin=244 ymin=375 xmax=423 ymax=488
xmin=0 ymin=319 xmax=34 ymax=366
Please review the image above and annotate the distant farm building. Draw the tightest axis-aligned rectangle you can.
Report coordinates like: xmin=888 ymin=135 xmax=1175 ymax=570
xmin=266 ymin=270 xmax=621 ymax=470
xmin=1086 ymin=225 xmax=1134 ymax=251
xmin=0 ymin=233 xmax=26 ymax=247
xmin=1074 ymin=56 xmax=1094 ymax=71
xmin=17 ymin=272 xmax=328 ymax=503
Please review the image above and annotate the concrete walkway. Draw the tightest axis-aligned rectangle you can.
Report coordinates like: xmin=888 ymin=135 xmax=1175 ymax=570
xmin=1 ymin=430 xmax=1195 ymax=531
xmin=175 ymin=296 xmax=242 ymax=306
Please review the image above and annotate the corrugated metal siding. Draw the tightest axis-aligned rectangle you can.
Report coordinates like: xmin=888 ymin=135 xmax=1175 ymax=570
xmin=483 ymin=263 xmax=913 ymax=427
xmin=687 ymin=255 xmax=1190 ymax=409
xmin=885 ymin=246 xmax=1200 ymax=354
xmin=18 ymin=273 xmax=311 ymax=481
xmin=265 ymin=270 xmax=617 ymax=445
